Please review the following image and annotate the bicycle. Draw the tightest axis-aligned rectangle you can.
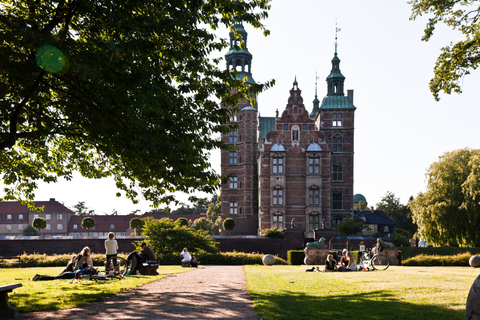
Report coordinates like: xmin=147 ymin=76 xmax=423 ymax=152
xmin=358 ymin=243 xmax=390 ymax=271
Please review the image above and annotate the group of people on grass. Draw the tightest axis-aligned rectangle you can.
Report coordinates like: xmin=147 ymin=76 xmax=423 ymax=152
xmin=310 ymin=249 xmax=358 ymax=272
xmin=33 ymin=232 xmax=120 ymax=281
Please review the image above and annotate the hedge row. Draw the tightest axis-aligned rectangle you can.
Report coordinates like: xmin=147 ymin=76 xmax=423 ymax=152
xmin=402 ymin=252 xmax=473 ymax=266
xmin=14 ymin=252 xmax=287 ymax=267
xmin=400 ymin=247 xmax=480 ymax=260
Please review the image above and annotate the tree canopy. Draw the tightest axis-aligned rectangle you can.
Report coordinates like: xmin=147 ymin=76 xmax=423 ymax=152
xmin=81 ymin=216 xmax=95 ymax=230
xmin=409 ymin=148 xmax=480 ymax=246
xmin=376 ymin=191 xmax=417 ymax=236
xmin=0 ymin=0 xmax=272 ymax=207
xmin=409 ymin=0 xmax=480 ymax=100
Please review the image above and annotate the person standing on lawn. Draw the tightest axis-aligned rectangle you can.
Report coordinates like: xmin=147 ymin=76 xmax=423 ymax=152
xmin=105 ymin=232 xmax=119 ymax=271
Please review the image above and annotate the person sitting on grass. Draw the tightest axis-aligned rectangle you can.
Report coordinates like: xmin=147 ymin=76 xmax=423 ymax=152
xmin=75 ymin=246 xmax=91 ymax=270
xmin=33 ymin=255 xmax=78 ymax=281
xmin=338 ymin=250 xmax=357 ymax=272
xmin=323 ymin=254 xmax=338 ymax=272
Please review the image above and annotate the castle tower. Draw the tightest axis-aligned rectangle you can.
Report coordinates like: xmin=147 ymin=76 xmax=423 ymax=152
xmin=313 ymin=46 xmax=356 ymax=229
xmin=220 ymin=23 xmax=259 ymax=234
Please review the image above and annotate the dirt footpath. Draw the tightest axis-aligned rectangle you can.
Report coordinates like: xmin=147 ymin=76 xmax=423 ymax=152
xmin=20 ymin=265 xmax=259 ymax=320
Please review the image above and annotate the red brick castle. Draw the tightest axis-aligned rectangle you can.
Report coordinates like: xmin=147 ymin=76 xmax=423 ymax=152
xmin=221 ymin=23 xmax=355 ymax=238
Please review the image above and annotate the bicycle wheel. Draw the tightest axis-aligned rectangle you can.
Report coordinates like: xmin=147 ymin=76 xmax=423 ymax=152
xmin=371 ymin=254 xmax=389 ymax=270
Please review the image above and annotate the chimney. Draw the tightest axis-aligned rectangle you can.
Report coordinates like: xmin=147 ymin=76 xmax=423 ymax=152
xmin=370 ymin=206 xmax=374 ymax=213
xmin=347 ymin=89 xmax=354 ymax=103
xmin=49 ymin=198 xmax=55 ymax=202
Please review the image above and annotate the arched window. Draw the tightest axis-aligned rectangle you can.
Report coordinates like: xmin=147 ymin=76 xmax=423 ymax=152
xmin=272 ymin=186 xmax=284 ymax=206
xmin=309 ymin=213 xmax=320 ymax=231
xmin=332 ymin=135 xmax=342 ymax=152
xmin=272 ymin=212 xmax=284 ymax=229
xmin=272 ymin=156 xmax=284 ymax=174
xmin=332 ymin=162 xmax=342 ymax=181
xmin=229 ymin=176 xmax=238 ymax=189
xmin=332 ymin=192 xmax=342 ymax=210
xmin=308 ymin=156 xmax=320 ymax=174
xmin=308 ymin=186 xmax=320 ymax=206
xmin=292 ymin=125 xmax=300 ymax=142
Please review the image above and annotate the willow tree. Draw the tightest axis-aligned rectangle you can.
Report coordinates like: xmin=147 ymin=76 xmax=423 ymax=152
xmin=0 ymin=0 xmax=272 ymax=207
xmin=410 ymin=0 xmax=480 ymax=100
xmin=409 ymin=148 xmax=480 ymax=246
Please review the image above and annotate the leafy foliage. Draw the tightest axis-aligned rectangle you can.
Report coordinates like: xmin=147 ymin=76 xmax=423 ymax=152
xmin=410 ymin=148 xmax=480 ymax=246
xmin=72 ymin=202 xmax=95 ymax=216
xmin=376 ymin=191 xmax=417 ymax=236
xmin=141 ymin=217 xmax=219 ymax=257
xmin=260 ymin=228 xmax=284 ymax=238
xmin=354 ymin=200 xmax=369 ymax=210
xmin=32 ymin=217 xmax=47 ymax=231
xmin=129 ymin=217 xmax=144 ymax=236
xmin=409 ymin=0 xmax=480 ymax=100
xmin=0 ymin=0 xmax=273 ymax=206
xmin=175 ymin=217 xmax=189 ymax=227
xmin=223 ymin=218 xmax=235 ymax=231
xmin=81 ymin=216 xmax=95 ymax=230
xmin=402 ymin=252 xmax=472 ymax=266
xmin=22 ymin=225 xmax=38 ymax=236
xmin=337 ymin=219 xmax=363 ymax=236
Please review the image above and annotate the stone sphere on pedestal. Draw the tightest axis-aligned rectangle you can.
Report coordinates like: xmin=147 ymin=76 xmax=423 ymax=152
xmin=469 ymin=255 xmax=480 ymax=268
xmin=262 ymin=254 xmax=275 ymax=266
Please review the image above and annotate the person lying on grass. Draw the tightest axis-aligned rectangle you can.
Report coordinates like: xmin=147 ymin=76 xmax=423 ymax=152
xmin=32 ymin=255 xmax=83 ymax=281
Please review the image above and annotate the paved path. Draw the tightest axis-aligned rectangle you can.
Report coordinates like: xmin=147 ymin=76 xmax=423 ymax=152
xmin=20 ymin=266 xmax=259 ymax=320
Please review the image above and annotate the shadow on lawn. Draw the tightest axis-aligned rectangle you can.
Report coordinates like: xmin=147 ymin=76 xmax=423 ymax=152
xmin=250 ymin=290 xmax=464 ymax=320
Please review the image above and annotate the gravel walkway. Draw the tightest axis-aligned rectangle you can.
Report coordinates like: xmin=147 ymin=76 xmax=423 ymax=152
xmin=19 ymin=266 xmax=259 ymax=320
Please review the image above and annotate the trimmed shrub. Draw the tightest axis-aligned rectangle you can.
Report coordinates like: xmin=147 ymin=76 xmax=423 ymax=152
xmin=19 ymin=253 xmax=128 ymax=267
xmin=260 ymin=228 xmax=284 ymax=238
xmin=400 ymin=247 xmax=480 ymax=260
xmin=402 ymin=252 xmax=472 ymax=266
xmin=287 ymin=250 xmax=305 ymax=265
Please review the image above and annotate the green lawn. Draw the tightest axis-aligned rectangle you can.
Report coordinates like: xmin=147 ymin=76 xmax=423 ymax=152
xmin=0 ymin=266 xmax=189 ymax=312
xmin=244 ymin=265 xmax=479 ymax=320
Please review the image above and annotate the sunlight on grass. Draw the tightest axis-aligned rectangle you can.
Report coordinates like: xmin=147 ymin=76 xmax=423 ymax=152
xmin=0 ymin=266 xmax=190 ymax=312
xmin=245 ymin=265 xmax=480 ymax=320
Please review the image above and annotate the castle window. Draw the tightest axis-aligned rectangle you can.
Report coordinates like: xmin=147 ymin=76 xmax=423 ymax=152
xmin=332 ymin=135 xmax=342 ymax=152
xmin=308 ymin=156 xmax=320 ymax=174
xmin=309 ymin=214 xmax=320 ymax=231
xmin=229 ymin=201 xmax=238 ymax=214
xmin=272 ymin=187 xmax=284 ymax=205
xmin=308 ymin=186 xmax=320 ymax=206
xmin=292 ymin=125 xmax=300 ymax=142
xmin=333 ymin=113 xmax=342 ymax=127
xmin=332 ymin=192 xmax=343 ymax=210
xmin=332 ymin=216 xmax=343 ymax=230
xmin=272 ymin=157 xmax=284 ymax=174
xmin=272 ymin=212 xmax=284 ymax=229
xmin=283 ymin=124 xmax=288 ymax=130
xmin=19 ymin=214 xmax=24 ymax=220
xmin=229 ymin=151 xmax=237 ymax=164
xmin=229 ymin=176 xmax=238 ymax=189
xmin=228 ymin=130 xmax=237 ymax=143
xmin=332 ymin=163 xmax=342 ymax=181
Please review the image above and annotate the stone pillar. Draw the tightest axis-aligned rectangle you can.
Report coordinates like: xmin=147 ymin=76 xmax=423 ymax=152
xmin=304 ymin=248 xmax=329 ymax=265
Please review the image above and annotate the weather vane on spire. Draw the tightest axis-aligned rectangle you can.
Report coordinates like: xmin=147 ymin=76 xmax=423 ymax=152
xmin=315 ymin=70 xmax=318 ymax=97
xmin=335 ymin=21 xmax=341 ymax=54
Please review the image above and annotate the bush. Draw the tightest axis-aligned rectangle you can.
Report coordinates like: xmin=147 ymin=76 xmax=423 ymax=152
xmin=154 ymin=251 xmax=287 ymax=265
xmin=400 ymin=247 xmax=480 ymax=260
xmin=18 ymin=253 xmax=128 ymax=267
xmin=260 ymin=228 xmax=284 ymax=238
xmin=287 ymin=250 xmax=305 ymax=265
xmin=402 ymin=252 xmax=472 ymax=266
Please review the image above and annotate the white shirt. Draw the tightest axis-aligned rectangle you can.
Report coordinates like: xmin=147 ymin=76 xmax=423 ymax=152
xmin=180 ymin=251 xmax=192 ymax=262
xmin=105 ymin=239 xmax=118 ymax=255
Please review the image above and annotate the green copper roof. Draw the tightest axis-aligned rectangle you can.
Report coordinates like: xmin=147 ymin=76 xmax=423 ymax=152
xmin=319 ymin=95 xmax=356 ymax=110
xmin=259 ymin=117 xmax=275 ymax=139
xmin=234 ymin=71 xmax=256 ymax=84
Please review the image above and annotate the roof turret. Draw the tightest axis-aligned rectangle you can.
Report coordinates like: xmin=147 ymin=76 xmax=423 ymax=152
xmin=225 ymin=22 xmax=255 ymax=84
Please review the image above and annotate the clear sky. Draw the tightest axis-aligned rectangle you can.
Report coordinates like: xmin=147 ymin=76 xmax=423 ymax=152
xmin=30 ymin=1 xmax=480 ymax=214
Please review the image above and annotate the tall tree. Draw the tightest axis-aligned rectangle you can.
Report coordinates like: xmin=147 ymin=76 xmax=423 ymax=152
xmin=409 ymin=0 xmax=480 ymax=100
xmin=409 ymin=148 xmax=480 ymax=246
xmin=0 ymin=0 xmax=272 ymax=207
xmin=72 ymin=201 xmax=95 ymax=216
xmin=376 ymin=191 xmax=416 ymax=236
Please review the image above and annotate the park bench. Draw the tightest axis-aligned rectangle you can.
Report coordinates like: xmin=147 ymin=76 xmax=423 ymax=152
xmin=0 ymin=283 xmax=22 ymax=318
xmin=0 ymin=256 xmax=22 ymax=267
